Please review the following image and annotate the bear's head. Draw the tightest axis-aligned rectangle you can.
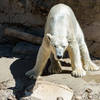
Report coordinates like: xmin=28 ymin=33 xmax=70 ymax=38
xmin=46 ymin=33 xmax=68 ymax=59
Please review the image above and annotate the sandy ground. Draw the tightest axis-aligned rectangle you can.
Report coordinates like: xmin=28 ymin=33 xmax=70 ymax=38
xmin=0 ymin=57 xmax=100 ymax=100
xmin=0 ymin=57 xmax=17 ymax=82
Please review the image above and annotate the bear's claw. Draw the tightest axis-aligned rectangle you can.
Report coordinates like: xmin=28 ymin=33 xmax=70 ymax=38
xmin=84 ymin=61 xmax=99 ymax=71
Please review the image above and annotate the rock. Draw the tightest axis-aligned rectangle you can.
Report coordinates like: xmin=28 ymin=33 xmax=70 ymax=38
xmin=0 ymin=0 xmax=99 ymax=27
xmin=0 ymin=24 xmax=3 ymax=37
xmin=74 ymin=95 xmax=82 ymax=100
xmin=0 ymin=80 xmax=16 ymax=100
xmin=0 ymin=89 xmax=16 ymax=100
xmin=0 ymin=0 xmax=100 ymax=58
xmin=88 ymin=94 xmax=92 ymax=99
xmin=25 ymin=80 xmax=73 ymax=100
xmin=13 ymin=42 xmax=40 ymax=56
xmin=83 ymin=22 xmax=100 ymax=58
xmin=0 ymin=58 xmax=100 ymax=99
xmin=85 ymin=88 xmax=92 ymax=93
xmin=88 ymin=42 xmax=100 ymax=58
xmin=0 ymin=24 xmax=8 ymax=43
xmin=0 ymin=44 xmax=13 ymax=57
xmin=4 ymin=28 xmax=42 ymax=45
xmin=83 ymin=22 xmax=100 ymax=42
xmin=25 ymin=27 xmax=44 ymax=38
xmin=21 ymin=96 xmax=40 ymax=100
xmin=57 ymin=97 xmax=64 ymax=100
xmin=0 ymin=0 xmax=44 ymax=27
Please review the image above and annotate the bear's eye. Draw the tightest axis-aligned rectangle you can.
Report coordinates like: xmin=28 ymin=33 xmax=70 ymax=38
xmin=62 ymin=45 xmax=66 ymax=48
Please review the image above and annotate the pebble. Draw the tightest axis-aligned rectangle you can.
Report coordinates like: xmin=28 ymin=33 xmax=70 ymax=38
xmin=75 ymin=95 xmax=82 ymax=100
xmin=57 ymin=97 xmax=64 ymax=100
xmin=85 ymin=88 xmax=92 ymax=93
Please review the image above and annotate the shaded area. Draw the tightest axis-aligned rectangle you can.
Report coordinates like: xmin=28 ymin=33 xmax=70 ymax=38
xmin=0 ymin=42 xmax=40 ymax=99
xmin=0 ymin=44 xmax=14 ymax=58
xmin=10 ymin=58 xmax=36 ymax=99
xmin=0 ymin=42 xmax=40 ymax=59
xmin=9 ymin=55 xmax=50 ymax=99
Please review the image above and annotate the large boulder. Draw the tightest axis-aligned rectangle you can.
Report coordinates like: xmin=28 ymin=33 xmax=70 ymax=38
xmin=0 ymin=0 xmax=100 ymax=57
xmin=83 ymin=22 xmax=100 ymax=58
xmin=13 ymin=42 xmax=40 ymax=58
xmin=84 ymin=22 xmax=100 ymax=42
xmin=24 ymin=79 xmax=73 ymax=100
xmin=0 ymin=0 xmax=99 ymax=27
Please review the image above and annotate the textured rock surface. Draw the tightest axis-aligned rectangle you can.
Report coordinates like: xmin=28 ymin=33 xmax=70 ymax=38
xmin=0 ymin=0 xmax=100 ymax=26
xmin=25 ymin=80 xmax=73 ymax=100
xmin=13 ymin=42 xmax=39 ymax=56
xmin=83 ymin=22 xmax=100 ymax=58
xmin=0 ymin=0 xmax=100 ymax=57
xmin=0 ymin=58 xmax=100 ymax=100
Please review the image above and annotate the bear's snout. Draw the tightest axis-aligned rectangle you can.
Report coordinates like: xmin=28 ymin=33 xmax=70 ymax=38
xmin=55 ymin=47 xmax=64 ymax=59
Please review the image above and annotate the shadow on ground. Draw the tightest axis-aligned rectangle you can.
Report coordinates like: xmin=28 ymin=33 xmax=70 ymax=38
xmin=10 ymin=58 xmax=35 ymax=99
xmin=8 ymin=54 xmax=51 ymax=99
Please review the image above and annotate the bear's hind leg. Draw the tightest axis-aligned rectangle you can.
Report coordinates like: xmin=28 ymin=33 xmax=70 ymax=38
xmin=68 ymin=40 xmax=86 ymax=77
xmin=48 ymin=53 xmax=62 ymax=74
xmin=79 ymin=41 xmax=99 ymax=71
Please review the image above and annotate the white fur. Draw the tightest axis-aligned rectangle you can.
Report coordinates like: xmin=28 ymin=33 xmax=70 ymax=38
xmin=26 ymin=4 xmax=99 ymax=78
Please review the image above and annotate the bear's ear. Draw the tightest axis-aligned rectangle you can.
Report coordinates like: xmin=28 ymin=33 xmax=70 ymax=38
xmin=46 ymin=33 xmax=52 ymax=41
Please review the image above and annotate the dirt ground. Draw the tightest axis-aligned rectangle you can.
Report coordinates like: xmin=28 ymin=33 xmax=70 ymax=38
xmin=0 ymin=57 xmax=100 ymax=100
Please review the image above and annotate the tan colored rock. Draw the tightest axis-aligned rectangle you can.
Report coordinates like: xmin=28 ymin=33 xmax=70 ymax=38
xmin=25 ymin=80 xmax=73 ymax=100
xmin=74 ymin=95 xmax=82 ymax=100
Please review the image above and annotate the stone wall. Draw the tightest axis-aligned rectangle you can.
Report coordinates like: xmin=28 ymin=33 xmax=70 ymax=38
xmin=0 ymin=0 xmax=100 ymax=58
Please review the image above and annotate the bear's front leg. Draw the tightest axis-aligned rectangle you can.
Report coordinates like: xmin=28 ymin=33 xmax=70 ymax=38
xmin=48 ymin=53 xmax=62 ymax=74
xmin=68 ymin=40 xmax=86 ymax=77
xmin=25 ymin=37 xmax=51 ymax=79
xmin=80 ymin=42 xmax=99 ymax=71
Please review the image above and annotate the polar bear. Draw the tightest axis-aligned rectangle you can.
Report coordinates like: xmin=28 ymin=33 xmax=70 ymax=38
xmin=25 ymin=4 xmax=99 ymax=79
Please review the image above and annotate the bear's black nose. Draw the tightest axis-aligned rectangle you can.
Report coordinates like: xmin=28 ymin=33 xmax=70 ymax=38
xmin=57 ymin=55 xmax=62 ymax=59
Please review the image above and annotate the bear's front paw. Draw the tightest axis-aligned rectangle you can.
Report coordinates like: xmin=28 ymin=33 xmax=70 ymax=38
xmin=25 ymin=69 xmax=37 ymax=79
xmin=84 ymin=61 xmax=99 ymax=71
xmin=72 ymin=68 xmax=86 ymax=77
